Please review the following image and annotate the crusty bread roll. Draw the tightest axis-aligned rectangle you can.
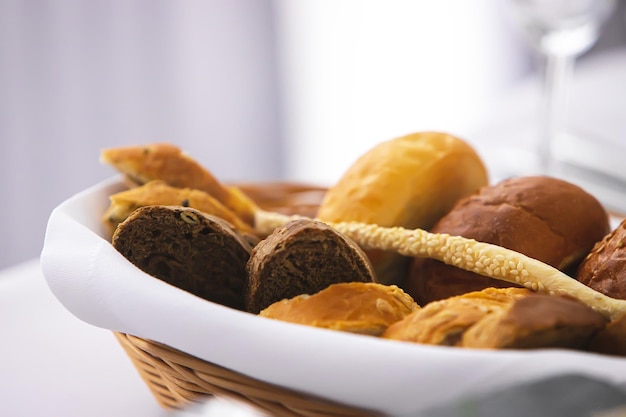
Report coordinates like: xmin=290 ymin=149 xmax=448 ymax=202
xmin=101 ymin=143 xmax=258 ymax=225
xmin=588 ymin=313 xmax=626 ymax=356
xmin=383 ymin=287 xmax=606 ymax=350
xmin=461 ymin=292 xmax=607 ymax=350
xmin=103 ymin=180 xmax=254 ymax=236
xmin=404 ymin=176 xmax=611 ymax=305
xmin=246 ymin=219 xmax=375 ymax=313
xmin=317 ymin=132 xmax=488 ymax=285
xmin=576 ymin=218 xmax=626 ymax=300
xmin=382 ymin=287 xmax=531 ymax=345
xmin=260 ymin=282 xmax=419 ymax=336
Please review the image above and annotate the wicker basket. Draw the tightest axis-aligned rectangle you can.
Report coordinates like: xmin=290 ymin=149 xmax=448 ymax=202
xmin=111 ymin=182 xmax=383 ymax=416
xmin=114 ymin=333 xmax=382 ymax=416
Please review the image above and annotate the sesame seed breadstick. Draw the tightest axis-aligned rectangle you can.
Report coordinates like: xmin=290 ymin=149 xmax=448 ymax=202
xmin=254 ymin=210 xmax=626 ymax=320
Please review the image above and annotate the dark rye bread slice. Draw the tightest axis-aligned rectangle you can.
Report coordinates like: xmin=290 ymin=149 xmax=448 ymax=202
xmin=112 ymin=205 xmax=257 ymax=310
xmin=246 ymin=219 xmax=376 ymax=313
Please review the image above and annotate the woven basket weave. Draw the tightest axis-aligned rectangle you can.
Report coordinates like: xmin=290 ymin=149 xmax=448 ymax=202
xmin=114 ymin=333 xmax=382 ymax=416
xmin=111 ymin=182 xmax=383 ymax=416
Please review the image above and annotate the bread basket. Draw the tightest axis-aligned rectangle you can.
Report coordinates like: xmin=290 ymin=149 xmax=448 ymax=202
xmin=41 ymin=177 xmax=626 ymax=417
xmin=111 ymin=182 xmax=380 ymax=416
xmin=114 ymin=333 xmax=380 ymax=416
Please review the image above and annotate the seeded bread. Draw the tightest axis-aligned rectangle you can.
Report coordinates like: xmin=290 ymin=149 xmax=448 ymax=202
xmin=246 ymin=219 xmax=375 ymax=313
xmin=103 ymin=180 xmax=254 ymax=236
xmin=255 ymin=211 xmax=626 ymax=320
xmin=112 ymin=205 xmax=257 ymax=310
xmin=576 ymin=218 xmax=626 ymax=300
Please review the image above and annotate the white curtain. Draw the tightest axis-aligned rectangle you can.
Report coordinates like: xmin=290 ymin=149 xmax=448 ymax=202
xmin=1 ymin=0 xmax=623 ymax=269
xmin=0 ymin=0 xmax=281 ymax=269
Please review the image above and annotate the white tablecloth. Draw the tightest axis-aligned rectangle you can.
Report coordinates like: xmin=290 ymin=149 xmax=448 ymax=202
xmin=0 ymin=259 xmax=270 ymax=417
xmin=0 ymin=259 xmax=164 ymax=417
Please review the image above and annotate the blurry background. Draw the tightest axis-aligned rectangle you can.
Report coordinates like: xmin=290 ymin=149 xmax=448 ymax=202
xmin=1 ymin=0 xmax=625 ymax=270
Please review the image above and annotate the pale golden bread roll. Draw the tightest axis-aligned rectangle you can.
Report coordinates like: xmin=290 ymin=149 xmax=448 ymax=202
xmin=316 ymin=132 xmax=488 ymax=285
xmin=260 ymin=282 xmax=419 ymax=336
xmin=405 ymin=176 xmax=611 ymax=305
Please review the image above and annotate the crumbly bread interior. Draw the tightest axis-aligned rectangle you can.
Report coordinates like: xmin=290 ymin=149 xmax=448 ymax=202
xmin=112 ymin=205 xmax=256 ymax=310
xmin=246 ymin=219 xmax=375 ymax=313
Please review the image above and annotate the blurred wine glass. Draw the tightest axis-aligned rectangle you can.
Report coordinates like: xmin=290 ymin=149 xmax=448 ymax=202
xmin=508 ymin=0 xmax=616 ymax=172
xmin=495 ymin=0 xmax=626 ymax=214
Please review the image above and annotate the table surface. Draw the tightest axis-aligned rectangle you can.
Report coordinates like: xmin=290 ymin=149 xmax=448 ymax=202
xmin=0 ymin=259 xmax=166 ymax=417
xmin=0 ymin=259 xmax=269 ymax=417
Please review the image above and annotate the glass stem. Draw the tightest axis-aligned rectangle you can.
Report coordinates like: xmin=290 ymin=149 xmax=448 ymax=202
xmin=539 ymin=52 xmax=575 ymax=173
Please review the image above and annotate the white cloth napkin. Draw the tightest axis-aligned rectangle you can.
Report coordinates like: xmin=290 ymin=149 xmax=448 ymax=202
xmin=41 ymin=177 xmax=626 ymax=416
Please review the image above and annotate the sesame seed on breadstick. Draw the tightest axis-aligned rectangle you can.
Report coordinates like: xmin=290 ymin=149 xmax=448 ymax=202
xmin=254 ymin=210 xmax=626 ymax=320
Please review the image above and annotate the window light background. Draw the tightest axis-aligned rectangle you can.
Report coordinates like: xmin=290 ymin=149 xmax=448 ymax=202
xmin=1 ymin=0 xmax=624 ymax=269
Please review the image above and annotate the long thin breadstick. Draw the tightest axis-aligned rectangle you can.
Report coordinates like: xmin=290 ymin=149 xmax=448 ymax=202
xmin=255 ymin=210 xmax=626 ymax=320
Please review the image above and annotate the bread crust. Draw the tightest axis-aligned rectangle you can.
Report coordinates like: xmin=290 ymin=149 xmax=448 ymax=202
xmin=103 ymin=180 xmax=254 ymax=236
xmin=317 ymin=132 xmax=488 ymax=285
xmin=577 ymin=218 xmax=626 ymax=300
xmin=246 ymin=219 xmax=375 ymax=313
xmin=260 ymin=282 xmax=418 ymax=336
xmin=405 ymin=176 xmax=610 ymax=304
xmin=101 ymin=143 xmax=258 ymax=224
xmin=383 ymin=287 xmax=606 ymax=350
xmin=382 ymin=288 xmax=530 ymax=345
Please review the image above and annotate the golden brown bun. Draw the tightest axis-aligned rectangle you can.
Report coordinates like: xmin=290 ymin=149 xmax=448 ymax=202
xmin=588 ymin=313 xmax=626 ymax=356
xmin=383 ymin=287 xmax=606 ymax=350
xmin=462 ymin=293 xmax=607 ymax=349
xmin=103 ymin=180 xmax=254 ymax=237
xmin=382 ymin=287 xmax=531 ymax=345
xmin=101 ymin=143 xmax=258 ymax=224
xmin=576 ymin=218 xmax=626 ymax=300
xmin=317 ymin=132 xmax=488 ymax=285
xmin=260 ymin=282 xmax=419 ymax=336
xmin=405 ymin=176 xmax=610 ymax=305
